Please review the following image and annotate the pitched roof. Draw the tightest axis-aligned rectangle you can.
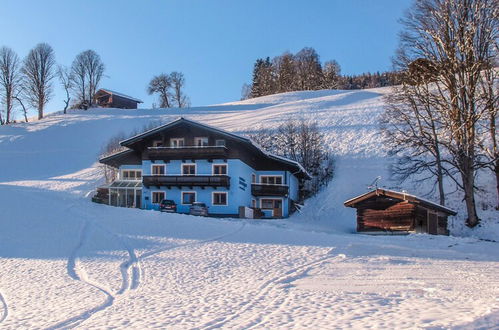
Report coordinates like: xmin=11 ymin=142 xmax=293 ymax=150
xmin=97 ymin=88 xmax=143 ymax=103
xmin=344 ymin=188 xmax=457 ymax=215
xmin=120 ymin=117 xmax=311 ymax=179
xmin=99 ymin=149 xmax=141 ymax=167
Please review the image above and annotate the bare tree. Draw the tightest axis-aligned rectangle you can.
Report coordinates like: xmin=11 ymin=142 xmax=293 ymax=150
xmin=383 ymin=72 xmax=448 ymax=205
xmin=295 ymin=47 xmax=323 ymax=91
xmin=83 ymin=50 xmax=104 ymax=105
xmin=387 ymin=0 xmax=499 ymax=227
xmin=273 ymin=52 xmax=297 ymax=93
xmin=170 ymin=71 xmax=190 ymax=108
xmin=322 ymin=60 xmax=341 ymax=89
xmin=249 ymin=118 xmax=334 ymax=198
xmin=70 ymin=49 xmax=105 ymax=107
xmin=147 ymin=73 xmax=172 ymax=108
xmin=57 ymin=65 xmax=73 ymax=114
xmin=0 ymin=46 xmax=21 ymax=124
xmin=22 ymin=43 xmax=56 ymax=120
xmin=70 ymin=53 xmax=87 ymax=107
xmin=240 ymin=83 xmax=252 ymax=100
xmin=13 ymin=86 xmax=29 ymax=122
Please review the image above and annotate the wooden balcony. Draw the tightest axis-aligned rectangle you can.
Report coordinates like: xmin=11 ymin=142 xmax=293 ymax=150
xmin=146 ymin=146 xmax=228 ymax=160
xmin=143 ymin=175 xmax=230 ymax=188
xmin=251 ymin=184 xmax=289 ymax=196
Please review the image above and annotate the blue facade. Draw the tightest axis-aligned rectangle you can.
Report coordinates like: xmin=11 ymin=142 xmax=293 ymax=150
xmin=133 ymin=159 xmax=297 ymax=217
xmin=100 ymin=117 xmax=309 ymax=218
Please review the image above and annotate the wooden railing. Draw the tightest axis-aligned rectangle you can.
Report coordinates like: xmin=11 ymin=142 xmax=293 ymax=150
xmin=251 ymin=184 xmax=289 ymax=196
xmin=143 ymin=175 xmax=230 ymax=187
xmin=146 ymin=146 xmax=228 ymax=160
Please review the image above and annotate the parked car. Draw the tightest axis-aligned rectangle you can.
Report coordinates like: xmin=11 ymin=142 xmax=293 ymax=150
xmin=159 ymin=199 xmax=177 ymax=213
xmin=189 ymin=202 xmax=209 ymax=216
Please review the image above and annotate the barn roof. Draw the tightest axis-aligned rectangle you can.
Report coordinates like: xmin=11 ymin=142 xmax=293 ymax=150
xmin=344 ymin=188 xmax=457 ymax=215
xmin=96 ymin=88 xmax=143 ymax=103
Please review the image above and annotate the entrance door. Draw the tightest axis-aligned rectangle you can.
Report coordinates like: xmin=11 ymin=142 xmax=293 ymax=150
xmin=428 ymin=212 xmax=438 ymax=235
xmin=261 ymin=199 xmax=283 ymax=218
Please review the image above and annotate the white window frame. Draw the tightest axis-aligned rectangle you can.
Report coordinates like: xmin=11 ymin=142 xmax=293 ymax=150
xmin=151 ymin=191 xmax=165 ymax=204
xmin=212 ymin=191 xmax=228 ymax=206
xmin=181 ymin=191 xmax=197 ymax=205
xmin=212 ymin=163 xmax=228 ymax=176
xmin=260 ymin=175 xmax=284 ymax=185
xmin=182 ymin=163 xmax=197 ymax=176
xmin=215 ymin=139 xmax=226 ymax=147
xmin=151 ymin=164 xmax=166 ymax=176
xmin=260 ymin=198 xmax=283 ymax=209
xmin=121 ymin=169 xmax=142 ymax=180
xmin=194 ymin=137 xmax=209 ymax=147
xmin=170 ymin=138 xmax=185 ymax=147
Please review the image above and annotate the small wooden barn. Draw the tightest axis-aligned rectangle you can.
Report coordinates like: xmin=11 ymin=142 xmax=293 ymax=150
xmin=94 ymin=89 xmax=143 ymax=109
xmin=344 ymin=189 xmax=457 ymax=235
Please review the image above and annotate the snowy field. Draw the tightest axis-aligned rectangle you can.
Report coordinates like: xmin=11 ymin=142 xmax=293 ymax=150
xmin=0 ymin=87 xmax=498 ymax=329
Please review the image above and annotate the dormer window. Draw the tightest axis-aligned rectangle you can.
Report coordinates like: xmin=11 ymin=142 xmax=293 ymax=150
xmin=170 ymin=138 xmax=185 ymax=148
xmin=194 ymin=137 xmax=209 ymax=147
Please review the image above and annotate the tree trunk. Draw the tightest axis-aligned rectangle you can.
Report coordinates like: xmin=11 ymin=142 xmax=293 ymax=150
xmin=6 ymin=90 xmax=11 ymax=124
xmin=38 ymin=100 xmax=43 ymax=120
xmin=461 ymin=160 xmax=480 ymax=227
xmin=490 ymin=113 xmax=498 ymax=209
xmin=496 ymin=159 xmax=499 ymax=210
xmin=437 ymin=161 xmax=445 ymax=206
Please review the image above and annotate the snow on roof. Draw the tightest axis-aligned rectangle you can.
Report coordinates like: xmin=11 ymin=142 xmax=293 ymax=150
xmin=120 ymin=117 xmax=311 ymax=178
xmin=98 ymin=88 xmax=143 ymax=103
xmin=344 ymin=188 xmax=457 ymax=215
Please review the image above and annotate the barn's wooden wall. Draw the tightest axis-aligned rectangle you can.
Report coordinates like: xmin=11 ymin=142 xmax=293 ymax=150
xmin=356 ymin=198 xmax=416 ymax=232
xmin=111 ymin=95 xmax=139 ymax=109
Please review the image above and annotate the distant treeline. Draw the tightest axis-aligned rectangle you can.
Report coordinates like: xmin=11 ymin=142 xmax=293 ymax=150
xmin=242 ymin=47 xmax=403 ymax=99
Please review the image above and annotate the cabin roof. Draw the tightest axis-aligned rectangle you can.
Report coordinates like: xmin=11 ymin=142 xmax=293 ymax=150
xmin=96 ymin=88 xmax=143 ymax=103
xmin=119 ymin=117 xmax=311 ymax=179
xmin=344 ymin=188 xmax=457 ymax=215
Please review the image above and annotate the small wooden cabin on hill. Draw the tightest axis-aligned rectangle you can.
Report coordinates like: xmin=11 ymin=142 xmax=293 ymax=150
xmin=344 ymin=189 xmax=457 ymax=235
xmin=94 ymin=89 xmax=143 ymax=109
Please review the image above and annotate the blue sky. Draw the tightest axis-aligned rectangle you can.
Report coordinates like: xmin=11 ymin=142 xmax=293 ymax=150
xmin=0 ymin=0 xmax=412 ymax=113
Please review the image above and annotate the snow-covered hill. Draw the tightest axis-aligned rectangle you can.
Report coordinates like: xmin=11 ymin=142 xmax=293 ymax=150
xmin=0 ymin=88 xmax=498 ymax=328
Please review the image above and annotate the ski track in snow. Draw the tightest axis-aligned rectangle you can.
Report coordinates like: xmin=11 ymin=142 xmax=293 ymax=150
xmin=47 ymin=220 xmax=116 ymax=330
xmin=0 ymin=291 xmax=8 ymax=324
xmin=48 ymin=205 xmax=246 ymax=329
xmin=199 ymin=252 xmax=347 ymax=329
xmin=47 ymin=207 xmax=143 ymax=330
